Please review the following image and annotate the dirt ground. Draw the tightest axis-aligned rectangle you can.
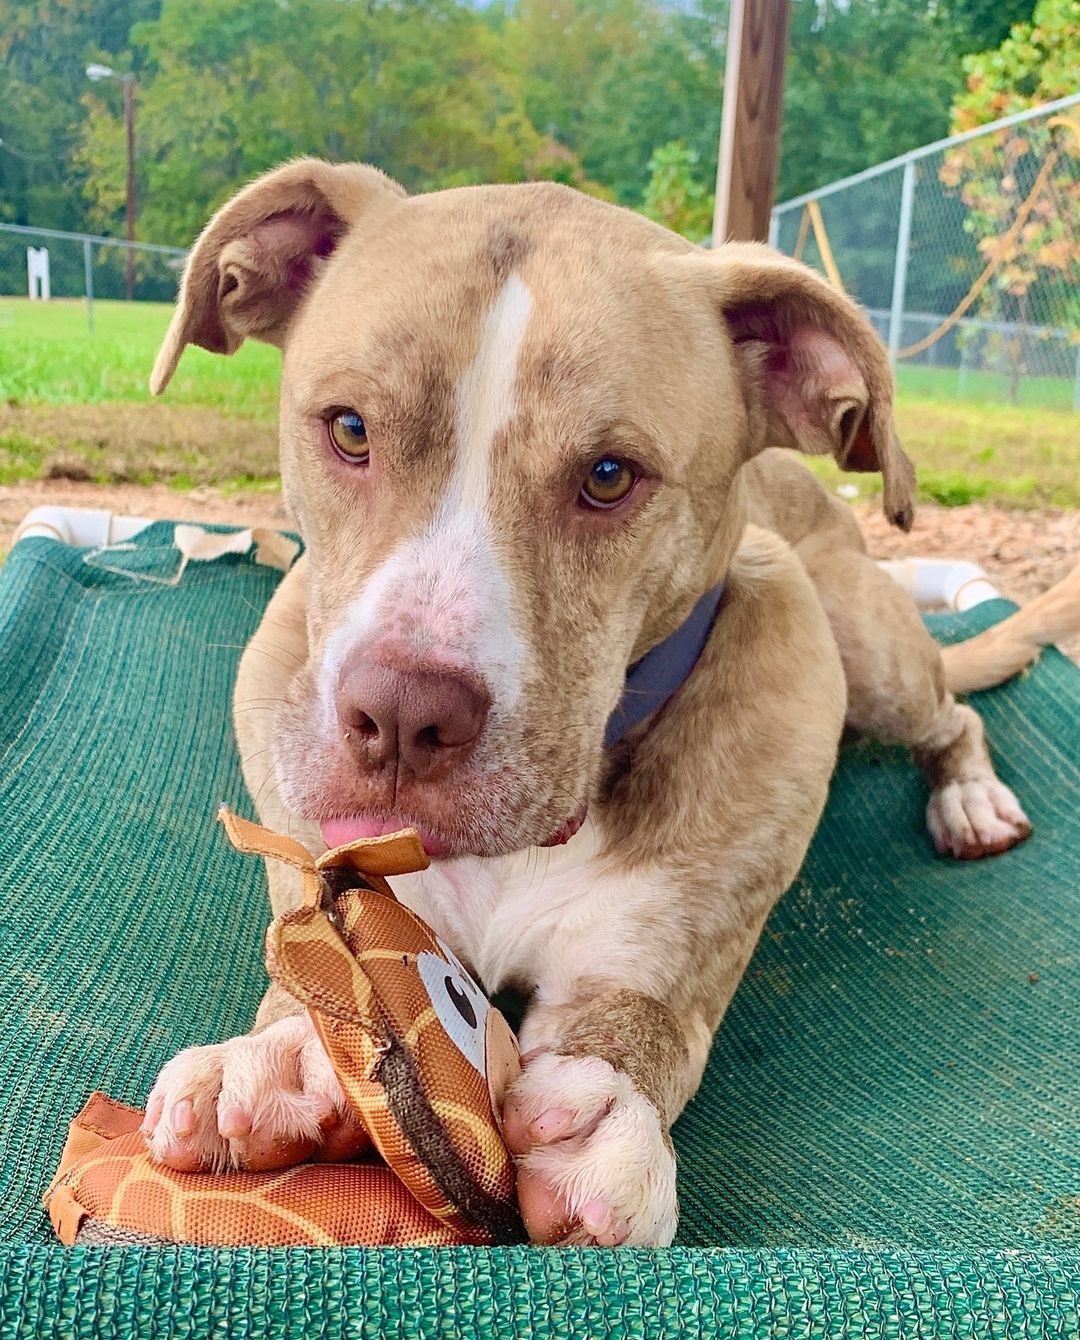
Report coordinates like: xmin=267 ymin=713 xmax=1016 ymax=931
xmin=853 ymin=500 xmax=1079 ymax=605
xmin=3 ymin=479 xmax=1077 ymax=655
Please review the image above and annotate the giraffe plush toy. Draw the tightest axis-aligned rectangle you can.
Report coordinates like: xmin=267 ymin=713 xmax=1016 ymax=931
xmin=45 ymin=810 xmax=524 ymax=1247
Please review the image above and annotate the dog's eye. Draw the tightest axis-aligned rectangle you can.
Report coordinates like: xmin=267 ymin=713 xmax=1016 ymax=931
xmin=328 ymin=410 xmax=369 ymax=464
xmin=581 ymin=456 xmax=636 ymax=509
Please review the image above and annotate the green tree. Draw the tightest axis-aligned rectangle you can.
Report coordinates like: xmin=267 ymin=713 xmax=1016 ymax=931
xmin=0 ymin=0 xmax=159 ymax=227
xmin=513 ymin=0 xmax=727 ymax=208
xmin=1 ymin=0 xmax=1048 ymax=249
xmin=944 ymin=0 xmax=1037 ymax=53
xmin=640 ymin=141 xmax=713 ymax=240
xmin=779 ymin=0 xmax=968 ymax=201
xmin=75 ymin=0 xmax=550 ymax=244
xmin=940 ymin=0 xmax=1080 ymax=332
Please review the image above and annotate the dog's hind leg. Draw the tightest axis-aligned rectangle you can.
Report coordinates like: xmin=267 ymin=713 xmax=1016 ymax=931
xmin=796 ymin=516 xmax=1032 ymax=860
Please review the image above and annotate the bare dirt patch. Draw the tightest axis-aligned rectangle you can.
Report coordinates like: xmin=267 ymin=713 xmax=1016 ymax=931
xmin=0 ymin=402 xmax=278 ymax=487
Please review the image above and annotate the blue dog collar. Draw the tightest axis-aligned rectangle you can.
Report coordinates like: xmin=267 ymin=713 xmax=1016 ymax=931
xmin=604 ymin=581 xmax=727 ymax=749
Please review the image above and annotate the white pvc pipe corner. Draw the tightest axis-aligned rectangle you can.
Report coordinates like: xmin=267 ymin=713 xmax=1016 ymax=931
xmin=878 ymin=558 xmax=1001 ymax=611
xmin=13 ymin=506 xmax=152 ymax=549
xmin=13 ymin=506 xmax=998 ymax=614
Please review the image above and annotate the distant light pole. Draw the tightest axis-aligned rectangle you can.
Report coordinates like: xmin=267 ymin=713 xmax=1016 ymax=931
xmin=86 ymin=64 xmax=136 ymax=300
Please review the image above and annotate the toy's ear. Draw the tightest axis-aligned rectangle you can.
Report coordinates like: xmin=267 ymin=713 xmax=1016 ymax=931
xmin=661 ymin=242 xmax=916 ymax=531
xmin=151 ymin=157 xmax=405 ymax=393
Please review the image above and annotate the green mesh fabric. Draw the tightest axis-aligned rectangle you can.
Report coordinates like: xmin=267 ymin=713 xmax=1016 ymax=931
xmin=1 ymin=523 xmax=1078 ymax=1338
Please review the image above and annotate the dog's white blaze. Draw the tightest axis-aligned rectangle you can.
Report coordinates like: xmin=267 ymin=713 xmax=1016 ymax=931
xmin=441 ymin=272 xmax=533 ymax=524
xmin=318 ymin=275 xmax=532 ymax=721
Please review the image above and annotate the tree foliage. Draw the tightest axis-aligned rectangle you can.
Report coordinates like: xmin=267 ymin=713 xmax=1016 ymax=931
xmin=941 ymin=0 xmax=1080 ymax=325
xmin=0 ymin=0 xmax=1051 ymax=246
xmin=640 ymin=141 xmax=713 ymax=241
xmin=0 ymin=0 xmax=158 ymax=226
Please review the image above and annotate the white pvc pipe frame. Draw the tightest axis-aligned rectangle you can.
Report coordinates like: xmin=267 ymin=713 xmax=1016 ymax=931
xmin=14 ymin=505 xmax=152 ymax=550
xmin=13 ymin=506 xmax=1003 ymax=613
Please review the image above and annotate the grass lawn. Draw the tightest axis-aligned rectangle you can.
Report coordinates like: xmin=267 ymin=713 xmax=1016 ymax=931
xmin=895 ymin=363 xmax=1079 ymax=414
xmin=2 ymin=297 xmax=1078 ymax=506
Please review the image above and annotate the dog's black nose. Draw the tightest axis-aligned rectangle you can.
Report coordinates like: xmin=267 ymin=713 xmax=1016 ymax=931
xmin=337 ymin=660 xmax=490 ymax=780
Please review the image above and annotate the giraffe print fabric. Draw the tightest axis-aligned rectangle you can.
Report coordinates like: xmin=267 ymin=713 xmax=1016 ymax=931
xmin=44 ymin=812 xmax=524 ymax=1247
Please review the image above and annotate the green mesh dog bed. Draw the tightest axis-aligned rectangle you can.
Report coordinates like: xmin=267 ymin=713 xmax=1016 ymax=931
xmin=1 ymin=523 xmax=1077 ymax=1338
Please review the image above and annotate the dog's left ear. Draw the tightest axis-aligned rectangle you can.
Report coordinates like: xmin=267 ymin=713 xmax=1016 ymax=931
xmin=666 ymin=242 xmax=916 ymax=530
xmin=150 ymin=158 xmax=406 ymax=394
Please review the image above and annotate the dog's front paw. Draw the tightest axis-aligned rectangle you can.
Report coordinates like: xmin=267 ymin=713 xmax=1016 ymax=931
xmin=143 ymin=1015 xmax=365 ymax=1172
xmin=502 ymin=1050 xmax=677 ymax=1247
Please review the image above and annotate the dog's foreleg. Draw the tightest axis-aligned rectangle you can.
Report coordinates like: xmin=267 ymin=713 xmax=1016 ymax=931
xmin=498 ymin=534 xmax=851 ymax=1246
xmin=503 ymin=987 xmax=703 ymax=1246
xmin=145 ymin=561 xmax=363 ymax=1170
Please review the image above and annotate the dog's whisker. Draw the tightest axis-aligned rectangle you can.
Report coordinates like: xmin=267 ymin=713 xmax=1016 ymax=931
xmin=251 ymin=771 xmax=279 ymax=812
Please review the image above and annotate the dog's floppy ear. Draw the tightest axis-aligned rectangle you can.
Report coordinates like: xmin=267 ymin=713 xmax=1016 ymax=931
xmin=151 ymin=158 xmax=406 ymax=394
xmin=668 ymin=242 xmax=916 ymax=530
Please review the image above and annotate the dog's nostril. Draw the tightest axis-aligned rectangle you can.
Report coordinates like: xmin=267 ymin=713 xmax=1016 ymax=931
xmin=416 ymin=723 xmax=443 ymax=751
xmin=354 ymin=713 xmax=380 ymax=740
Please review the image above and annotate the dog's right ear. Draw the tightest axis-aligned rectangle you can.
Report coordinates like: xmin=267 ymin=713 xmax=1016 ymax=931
xmin=659 ymin=242 xmax=917 ymax=531
xmin=150 ymin=158 xmax=406 ymax=394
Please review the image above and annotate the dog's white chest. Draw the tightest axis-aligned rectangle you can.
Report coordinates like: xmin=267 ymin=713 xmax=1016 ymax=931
xmin=388 ymin=820 xmax=605 ymax=991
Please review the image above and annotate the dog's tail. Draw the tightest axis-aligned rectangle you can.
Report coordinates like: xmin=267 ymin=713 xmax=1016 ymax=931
xmin=942 ymin=561 xmax=1080 ymax=695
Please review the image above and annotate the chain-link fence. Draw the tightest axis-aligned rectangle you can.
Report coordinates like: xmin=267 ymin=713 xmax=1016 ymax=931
xmin=0 ymin=223 xmax=185 ymax=329
xmin=771 ymin=94 xmax=1080 ymax=412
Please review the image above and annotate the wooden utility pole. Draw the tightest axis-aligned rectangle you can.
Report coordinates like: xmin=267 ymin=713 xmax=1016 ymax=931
xmin=712 ymin=0 xmax=791 ymax=244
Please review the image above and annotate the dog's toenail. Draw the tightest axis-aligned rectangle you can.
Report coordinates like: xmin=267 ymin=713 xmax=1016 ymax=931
xmin=173 ymin=1098 xmax=195 ymax=1137
xmin=218 ymin=1104 xmax=252 ymax=1139
xmin=581 ymin=1198 xmax=612 ymax=1234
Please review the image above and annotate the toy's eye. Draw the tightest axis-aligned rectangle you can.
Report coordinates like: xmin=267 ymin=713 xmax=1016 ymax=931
xmin=443 ymin=974 xmax=477 ymax=1028
xmin=417 ymin=946 xmax=490 ymax=1077
xmin=328 ymin=409 xmax=369 ymax=464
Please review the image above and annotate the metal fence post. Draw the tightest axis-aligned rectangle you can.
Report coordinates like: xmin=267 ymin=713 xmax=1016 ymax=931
xmin=83 ymin=238 xmax=95 ymax=334
xmin=887 ymin=159 xmax=916 ymax=367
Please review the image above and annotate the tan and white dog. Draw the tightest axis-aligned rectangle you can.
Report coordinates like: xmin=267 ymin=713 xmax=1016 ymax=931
xmin=140 ymin=160 xmax=1074 ymax=1247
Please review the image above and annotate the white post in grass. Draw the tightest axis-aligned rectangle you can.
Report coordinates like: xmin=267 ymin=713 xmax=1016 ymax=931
xmin=27 ymin=246 xmax=50 ymax=301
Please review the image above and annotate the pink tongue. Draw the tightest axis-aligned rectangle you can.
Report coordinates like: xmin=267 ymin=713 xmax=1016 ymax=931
xmin=321 ymin=816 xmax=407 ymax=848
xmin=321 ymin=816 xmax=452 ymax=858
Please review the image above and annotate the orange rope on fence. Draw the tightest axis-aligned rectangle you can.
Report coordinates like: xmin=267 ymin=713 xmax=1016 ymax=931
xmin=787 ymin=115 xmax=1079 ymax=361
xmin=1044 ymin=111 xmax=1080 ymax=158
xmin=896 ymin=147 xmax=1062 ymax=358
